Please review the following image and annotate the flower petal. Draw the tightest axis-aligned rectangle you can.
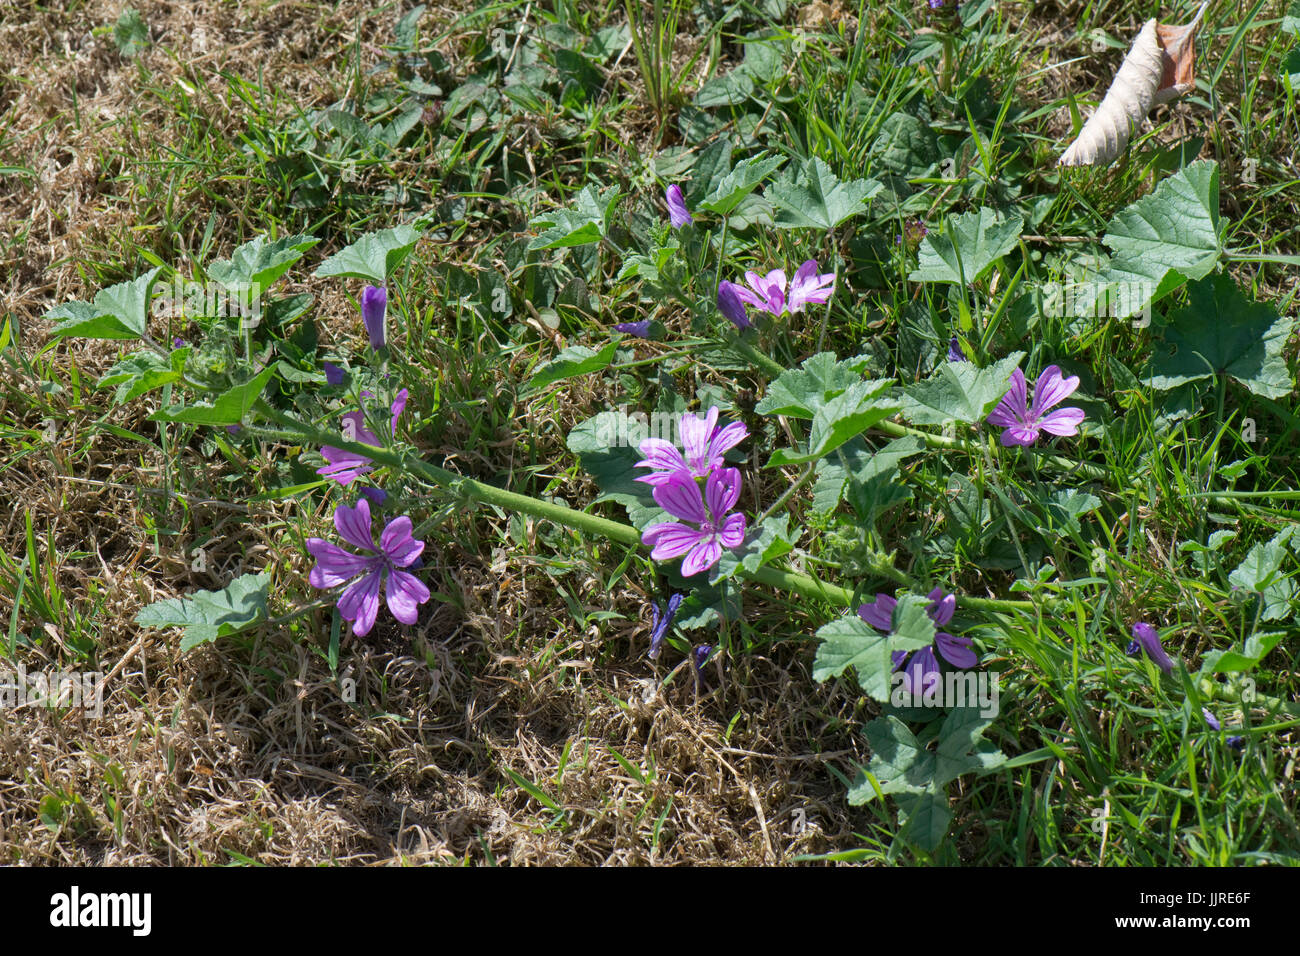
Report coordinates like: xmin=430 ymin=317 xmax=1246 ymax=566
xmin=385 ymin=568 xmax=430 ymax=624
xmin=718 ymin=512 xmax=746 ymax=548
xmin=643 ymin=522 xmax=704 ymax=560
xmin=681 ymin=537 xmax=723 ymax=577
xmin=935 ymin=631 xmax=977 ymax=669
xmin=334 ymin=499 xmax=376 ymax=552
xmin=380 ymin=515 xmax=425 ymax=566
xmin=338 ymin=569 xmax=382 ymax=636
xmin=307 ymin=539 xmax=377 ymax=588
xmin=652 ymin=473 xmax=708 ymax=524
xmin=857 ymin=595 xmax=896 ymax=631
xmin=1038 ymin=407 xmax=1086 ymax=437
xmin=1030 ymin=366 xmax=1079 ymax=416
xmin=705 ymin=467 xmax=743 ymax=518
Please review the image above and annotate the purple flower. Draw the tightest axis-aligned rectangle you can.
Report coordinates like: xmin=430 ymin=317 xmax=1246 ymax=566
xmin=857 ymin=587 xmax=976 ymax=695
xmin=1202 ymin=707 xmax=1221 ymax=731
xmin=730 ymin=259 xmax=835 ymax=318
xmin=665 ymin=184 xmax=693 ymax=229
xmin=361 ymin=285 xmax=387 ymax=350
xmin=635 ymin=407 xmax=748 ymax=487
xmin=1126 ymin=621 xmax=1175 ymax=674
xmin=225 ymin=424 xmax=242 ymax=436
xmin=360 ymin=486 xmax=388 ymax=507
xmin=1226 ymin=735 xmax=1246 ymax=751
xmin=615 ymin=320 xmax=653 ymax=338
xmin=692 ymin=644 xmax=712 ymax=670
xmin=717 ymin=280 xmax=752 ymax=329
xmin=306 ymin=498 xmax=431 ymax=637
xmin=947 ymin=337 xmax=967 ymax=362
xmin=173 ymin=336 xmax=186 ymax=348
xmin=648 ymin=592 xmax=684 ymax=660
xmin=986 ymin=365 xmax=1085 ymax=447
xmin=317 ymin=389 xmax=409 ymax=487
xmin=324 ymin=362 xmax=346 ymax=386
xmin=642 ymin=468 xmax=747 ymax=577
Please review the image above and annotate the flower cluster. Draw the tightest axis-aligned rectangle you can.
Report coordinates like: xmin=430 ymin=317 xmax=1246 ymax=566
xmin=634 ymin=408 xmax=749 ymax=577
xmin=858 ymin=587 xmax=976 ymax=693
xmin=717 ymin=259 xmax=836 ymax=329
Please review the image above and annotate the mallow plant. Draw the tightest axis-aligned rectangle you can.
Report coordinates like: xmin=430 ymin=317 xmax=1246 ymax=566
xmin=49 ymin=148 xmax=1296 ymax=856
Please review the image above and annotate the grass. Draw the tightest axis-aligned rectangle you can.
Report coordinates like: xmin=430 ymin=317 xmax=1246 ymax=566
xmin=0 ymin=0 xmax=1297 ymax=865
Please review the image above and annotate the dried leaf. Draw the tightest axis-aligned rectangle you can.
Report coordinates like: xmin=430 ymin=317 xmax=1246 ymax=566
xmin=1058 ymin=3 xmax=1208 ymax=168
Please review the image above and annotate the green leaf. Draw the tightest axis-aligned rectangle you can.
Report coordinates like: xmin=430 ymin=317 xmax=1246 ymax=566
xmin=48 ymin=268 xmax=161 ymax=340
xmin=754 ymin=352 xmax=868 ymax=419
xmin=134 ymin=573 xmax=270 ymax=653
xmin=697 ymin=153 xmax=784 ymax=217
xmin=813 ymin=435 xmax=925 ymax=515
xmin=97 ymin=346 xmax=189 ymax=404
xmin=1080 ymin=160 xmax=1222 ymax=320
xmin=208 ymin=234 xmax=319 ymax=295
xmin=1227 ymin=528 xmax=1296 ymax=620
xmin=900 ymin=353 xmax=1024 ymax=425
xmin=870 ymin=112 xmax=940 ymax=178
xmin=527 ymin=185 xmax=621 ymax=250
xmin=113 ymin=8 xmax=150 ymax=57
xmin=909 ymin=208 xmax=1023 ymax=285
xmin=149 ymin=365 xmax=277 ymax=426
xmin=1147 ymin=274 xmax=1294 ymax=399
xmin=710 ymin=516 xmax=796 ymax=584
xmin=894 ymin=788 xmax=953 ymax=852
xmin=1043 ymin=489 xmax=1102 ymax=535
xmin=526 ymin=342 xmax=618 ymax=393
xmin=767 ymin=157 xmax=882 ymax=230
xmin=813 ymin=613 xmax=896 ymax=701
xmin=566 ymin=411 xmax=666 ymax=530
xmin=693 ymin=70 xmax=755 ymax=107
xmin=889 ymin=593 xmax=937 ymax=652
xmin=1282 ymin=0 xmax=1300 ymax=34
xmin=313 ymin=224 xmax=423 ymax=281
xmin=857 ymin=716 xmax=931 ymax=797
xmin=1201 ymin=633 xmax=1285 ymax=674
xmin=767 ymin=380 xmax=898 ymax=467
xmin=932 ymin=706 xmax=1005 ymax=786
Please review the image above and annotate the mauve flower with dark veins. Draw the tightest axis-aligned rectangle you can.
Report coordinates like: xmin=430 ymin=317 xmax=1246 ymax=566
xmin=858 ymin=587 xmax=976 ymax=695
xmin=986 ymin=365 xmax=1085 ymax=447
xmin=306 ymin=498 xmax=430 ymax=637
xmin=665 ymin=184 xmax=693 ymax=229
xmin=731 ymin=259 xmax=835 ymax=318
xmin=642 ymin=468 xmax=747 ymax=577
xmin=1126 ymin=621 xmax=1175 ymax=674
xmin=324 ymin=362 xmax=346 ymax=386
xmin=635 ymin=407 xmax=748 ymax=487
xmin=947 ymin=337 xmax=967 ymax=362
